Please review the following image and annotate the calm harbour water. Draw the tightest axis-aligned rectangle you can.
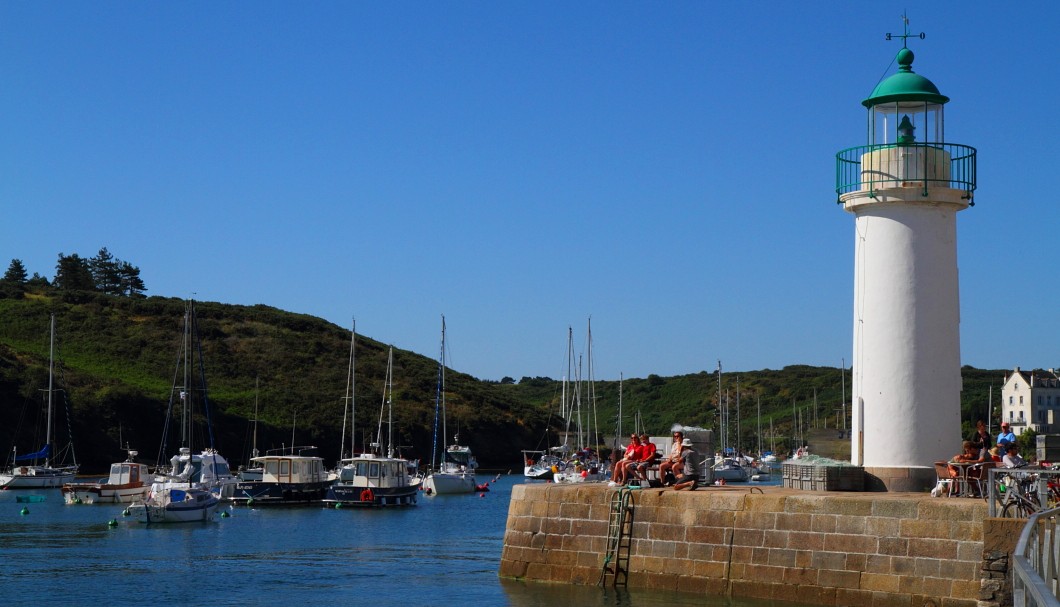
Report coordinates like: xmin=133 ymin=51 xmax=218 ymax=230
xmin=1 ymin=474 xmax=809 ymax=607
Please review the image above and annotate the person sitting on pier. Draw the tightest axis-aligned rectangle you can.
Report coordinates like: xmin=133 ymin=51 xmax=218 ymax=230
xmin=1002 ymin=443 xmax=1028 ymax=469
xmin=632 ymin=433 xmax=657 ymax=482
xmin=608 ymin=434 xmax=641 ymax=486
xmin=673 ymin=438 xmax=699 ymax=491
xmin=658 ymin=431 xmax=684 ymax=486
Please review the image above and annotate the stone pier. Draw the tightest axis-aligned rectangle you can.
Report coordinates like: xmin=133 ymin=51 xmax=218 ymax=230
xmin=499 ymin=483 xmax=1024 ymax=607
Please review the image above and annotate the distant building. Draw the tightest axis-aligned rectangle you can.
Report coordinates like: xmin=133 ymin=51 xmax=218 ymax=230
xmin=1001 ymin=367 xmax=1060 ymax=435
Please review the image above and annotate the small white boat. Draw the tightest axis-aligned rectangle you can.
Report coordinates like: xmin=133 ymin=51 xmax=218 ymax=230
xmin=61 ymin=450 xmax=153 ymax=504
xmin=127 ymin=487 xmax=220 ymax=524
xmin=522 ymin=450 xmax=562 ymax=481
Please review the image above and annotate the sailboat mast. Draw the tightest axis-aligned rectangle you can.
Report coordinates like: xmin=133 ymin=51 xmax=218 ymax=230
xmin=586 ymin=318 xmax=599 ymax=453
xmin=182 ymin=302 xmax=191 ymax=450
xmin=45 ymin=313 xmax=55 ymax=466
xmin=387 ymin=347 xmax=394 ymax=457
xmin=339 ymin=319 xmax=356 ymax=459
xmin=736 ymin=376 xmax=741 ymax=455
xmin=716 ymin=360 xmax=723 ymax=456
xmin=252 ymin=377 xmax=260 ymax=459
xmin=617 ymin=373 xmax=623 ymax=452
xmin=440 ymin=317 xmax=447 ymax=449
xmin=757 ymin=395 xmax=762 ymax=457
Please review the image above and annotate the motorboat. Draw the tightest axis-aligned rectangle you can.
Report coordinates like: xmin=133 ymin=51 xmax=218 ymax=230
xmin=522 ymin=450 xmax=563 ymax=481
xmin=325 ymin=335 xmax=419 ymax=507
xmin=324 ymin=452 xmax=419 ymax=507
xmin=61 ymin=450 xmax=153 ymax=504
xmin=232 ymin=446 xmax=333 ymax=506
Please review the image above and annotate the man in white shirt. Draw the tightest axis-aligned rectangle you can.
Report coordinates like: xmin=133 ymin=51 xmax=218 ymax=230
xmin=1002 ymin=443 xmax=1028 ymax=468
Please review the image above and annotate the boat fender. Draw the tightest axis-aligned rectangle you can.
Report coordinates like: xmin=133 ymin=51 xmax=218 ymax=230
xmin=360 ymin=489 xmax=374 ymax=503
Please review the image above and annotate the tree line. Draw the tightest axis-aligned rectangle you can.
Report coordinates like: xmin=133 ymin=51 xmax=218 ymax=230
xmin=2 ymin=247 xmax=147 ymax=297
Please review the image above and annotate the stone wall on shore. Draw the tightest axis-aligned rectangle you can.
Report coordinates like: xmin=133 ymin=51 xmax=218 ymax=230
xmin=500 ymin=483 xmax=1021 ymax=607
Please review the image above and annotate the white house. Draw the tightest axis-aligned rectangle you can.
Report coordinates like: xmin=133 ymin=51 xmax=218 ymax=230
xmin=1001 ymin=368 xmax=1060 ymax=436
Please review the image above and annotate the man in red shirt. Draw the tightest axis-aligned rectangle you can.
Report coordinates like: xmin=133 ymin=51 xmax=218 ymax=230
xmin=632 ymin=433 xmax=657 ymax=482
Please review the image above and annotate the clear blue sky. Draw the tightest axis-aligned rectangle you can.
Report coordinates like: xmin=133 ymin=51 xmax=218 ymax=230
xmin=3 ymin=3 xmax=1057 ymax=382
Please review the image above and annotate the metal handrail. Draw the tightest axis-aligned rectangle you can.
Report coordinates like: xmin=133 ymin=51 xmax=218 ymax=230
xmin=835 ymin=142 xmax=977 ymax=201
xmin=1013 ymin=506 xmax=1060 ymax=607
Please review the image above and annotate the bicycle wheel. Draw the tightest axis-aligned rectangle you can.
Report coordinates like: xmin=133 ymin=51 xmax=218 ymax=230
xmin=1002 ymin=499 xmax=1035 ymax=519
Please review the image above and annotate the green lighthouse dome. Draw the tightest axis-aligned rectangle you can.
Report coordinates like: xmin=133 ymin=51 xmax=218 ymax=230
xmin=862 ymin=48 xmax=949 ymax=107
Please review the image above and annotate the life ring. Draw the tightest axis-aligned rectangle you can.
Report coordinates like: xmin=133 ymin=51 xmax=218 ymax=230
xmin=360 ymin=489 xmax=374 ymax=503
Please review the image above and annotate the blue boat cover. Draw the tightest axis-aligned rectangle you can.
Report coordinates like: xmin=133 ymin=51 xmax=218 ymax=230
xmin=14 ymin=445 xmax=50 ymax=462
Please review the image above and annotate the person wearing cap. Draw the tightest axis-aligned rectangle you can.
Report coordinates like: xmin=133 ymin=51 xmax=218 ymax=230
xmin=658 ymin=431 xmax=685 ymax=486
xmin=997 ymin=423 xmax=1016 ymax=448
xmin=673 ymin=438 xmax=700 ymax=491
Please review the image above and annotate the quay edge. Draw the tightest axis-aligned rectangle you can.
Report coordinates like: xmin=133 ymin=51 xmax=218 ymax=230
xmin=500 ymin=483 xmax=1024 ymax=607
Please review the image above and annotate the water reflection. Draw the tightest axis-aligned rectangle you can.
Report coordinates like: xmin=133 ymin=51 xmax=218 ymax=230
xmin=500 ymin=578 xmax=793 ymax=607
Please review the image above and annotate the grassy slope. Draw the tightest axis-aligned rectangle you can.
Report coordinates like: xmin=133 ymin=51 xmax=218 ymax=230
xmin=0 ymin=287 xmax=1008 ymax=472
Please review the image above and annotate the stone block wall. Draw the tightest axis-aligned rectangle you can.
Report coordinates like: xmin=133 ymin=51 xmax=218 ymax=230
xmin=501 ymin=484 xmax=997 ymax=607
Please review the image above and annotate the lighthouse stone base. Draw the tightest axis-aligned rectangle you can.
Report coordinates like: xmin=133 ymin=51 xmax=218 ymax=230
xmin=862 ymin=465 xmax=937 ymax=492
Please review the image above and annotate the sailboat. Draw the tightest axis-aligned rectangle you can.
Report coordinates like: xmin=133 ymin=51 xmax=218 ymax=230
xmin=0 ymin=314 xmax=79 ymax=489
xmin=712 ymin=362 xmax=750 ymax=482
xmin=423 ymin=316 xmax=478 ymax=495
xmin=324 ymin=324 xmax=419 ymax=507
xmin=129 ymin=300 xmax=235 ymax=523
xmin=237 ymin=378 xmax=264 ymax=482
xmin=553 ymin=320 xmax=608 ymax=483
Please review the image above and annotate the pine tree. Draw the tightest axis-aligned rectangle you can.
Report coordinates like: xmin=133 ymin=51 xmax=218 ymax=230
xmin=2 ymin=259 xmax=28 ymax=283
xmin=118 ymin=261 xmax=147 ymax=297
xmin=90 ymin=247 xmax=122 ymax=295
xmin=53 ymin=253 xmax=96 ymax=291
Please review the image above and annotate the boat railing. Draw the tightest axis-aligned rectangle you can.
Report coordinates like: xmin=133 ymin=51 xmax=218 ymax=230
xmin=1013 ymin=506 xmax=1060 ymax=607
xmin=263 ymin=445 xmax=320 ymax=457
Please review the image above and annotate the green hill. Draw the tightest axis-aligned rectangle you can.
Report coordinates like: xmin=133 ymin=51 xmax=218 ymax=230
xmin=0 ymin=286 xmax=1010 ymax=472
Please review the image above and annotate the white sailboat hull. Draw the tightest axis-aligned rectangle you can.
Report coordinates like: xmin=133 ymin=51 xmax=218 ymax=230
xmin=128 ymin=489 xmax=220 ymax=524
xmin=0 ymin=467 xmax=77 ymax=489
xmin=423 ymin=471 xmax=476 ymax=494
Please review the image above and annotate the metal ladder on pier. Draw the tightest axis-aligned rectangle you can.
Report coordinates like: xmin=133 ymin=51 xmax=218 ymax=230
xmin=599 ymin=486 xmax=635 ymax=588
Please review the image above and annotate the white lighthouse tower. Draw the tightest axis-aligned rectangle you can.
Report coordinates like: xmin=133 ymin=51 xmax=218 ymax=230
xmin=836 ymin=24 xmax=977 ymax=491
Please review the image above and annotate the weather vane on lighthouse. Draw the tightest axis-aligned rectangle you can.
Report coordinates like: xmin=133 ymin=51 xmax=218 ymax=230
xmin=885 ymin=13 xmax=925 ymax=48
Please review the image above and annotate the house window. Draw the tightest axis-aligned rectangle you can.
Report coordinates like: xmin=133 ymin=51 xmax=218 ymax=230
xmin=1020 ymin=396 xmax=1024 ymax=405
xmin=1010 ymin=396 xmax=1014 ymax=405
